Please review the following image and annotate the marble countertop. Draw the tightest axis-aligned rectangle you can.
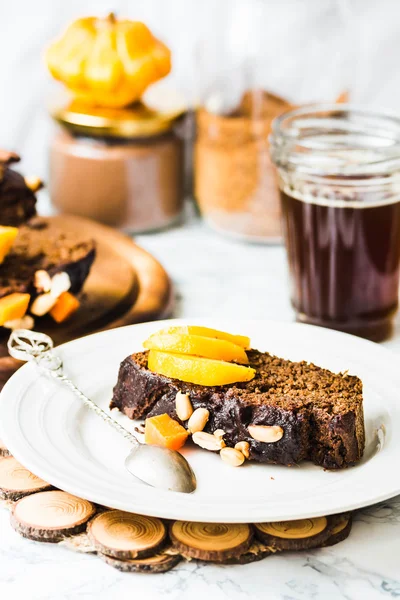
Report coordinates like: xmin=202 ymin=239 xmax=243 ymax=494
xmin=1 ymin=213 xmax=400 ymax=600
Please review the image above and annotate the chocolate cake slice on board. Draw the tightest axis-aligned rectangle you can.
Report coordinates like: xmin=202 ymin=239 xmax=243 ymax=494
xmin=110 ymin=349 xmax=365 ymax=470
xmin=0 ymin=148 xmax=96 ymax=325
xmin=0 ymin=219 xmax=96 ymax=301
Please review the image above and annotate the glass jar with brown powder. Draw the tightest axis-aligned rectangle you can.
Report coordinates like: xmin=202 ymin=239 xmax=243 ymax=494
xmin=49 ymin=101 xmax=186 ymax=233
xmin=195 ymin=91 xmax=293 ymax=242
xmin=194 ymin=0 xmax=350 ymax=242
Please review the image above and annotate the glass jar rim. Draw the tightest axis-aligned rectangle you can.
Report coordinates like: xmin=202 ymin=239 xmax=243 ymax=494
xmin=270 ymin=104 xmax=400 ymax=178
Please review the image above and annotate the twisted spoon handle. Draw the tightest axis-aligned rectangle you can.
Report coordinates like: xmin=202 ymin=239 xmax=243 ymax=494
xmin=8 ymin=329 xmax=139 ymax=447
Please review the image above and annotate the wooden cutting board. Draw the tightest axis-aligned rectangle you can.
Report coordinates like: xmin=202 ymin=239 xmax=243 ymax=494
xmin=0 ymin=214 xmax=174 ymax=386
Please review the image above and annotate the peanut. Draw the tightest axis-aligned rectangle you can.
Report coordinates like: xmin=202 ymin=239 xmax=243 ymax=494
xmin=220 ymin=447 xmax=245 ymax=467
xmin=175 ymin=391 xmax=193 ymax=421
xmin=192 ymin=431 xmax=225 ymax=451
xmin=188 ymin=408 xmax=209 ymax=434
xmin=248 ymin=425 xmax=284 ymax=443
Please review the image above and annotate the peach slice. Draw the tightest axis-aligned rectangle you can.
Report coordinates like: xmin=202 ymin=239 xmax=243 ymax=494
xmin=148 ymin=350 xmax=256 ymax=387
xmin=0 ymin=293 xmax=30 ymax=326
xmin=144 ymin=414 xmax=189 ymax=451
xmin=0 ymin=226 xmax=18 ymax=264
xmin=50 ymin=292 xmax=80 ymax=323
xmin=143 ymin=333 xmax=248 ymax=364
xmin=154 ymin=326 xmax=250 ymax=349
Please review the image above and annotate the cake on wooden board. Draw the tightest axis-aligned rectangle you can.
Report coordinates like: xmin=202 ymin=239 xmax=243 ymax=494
xmin=111 ymin=348 xmax=365 ymax=470
xmin=0 ymin=149 xmax=96 ymax=327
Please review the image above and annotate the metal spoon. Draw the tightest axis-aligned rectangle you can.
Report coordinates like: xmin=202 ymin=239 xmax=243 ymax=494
xmin=8 ymin=329 xmax=196 ymax=494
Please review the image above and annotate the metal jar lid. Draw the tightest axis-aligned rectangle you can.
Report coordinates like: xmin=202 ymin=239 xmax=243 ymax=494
xmin=51 ymin=99 xmax=186 ymax=138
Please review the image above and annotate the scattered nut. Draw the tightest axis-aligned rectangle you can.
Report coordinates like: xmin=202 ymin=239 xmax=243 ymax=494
xmin=192 ymin=431 xmax=225 ymax=451
xmin=248 ymin=425 xmax=284 ymax=443
xmin=3 ymin=315 xmax=35 ymax=330
xmin=235 ymin=441 xmax=250 ymax=459
xmin=175 ymin=391 xmax=193 ymax=421
xmin=50 ymin=272 xmax=71 ymax=298
xmin=30 ymin=293 xmax=58 ymax=316
xmin=34 ymin=270 xmax=52 ymax=293
xmin=188 ymin=408 xmax=210 ymax=434
xmin=213 ymin=429 xmax=225 ymax=440
xmin=220 ymin=447 xmax=245 ymax=467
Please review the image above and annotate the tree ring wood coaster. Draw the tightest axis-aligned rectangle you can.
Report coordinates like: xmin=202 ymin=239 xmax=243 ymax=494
xmin=10 ymin=490 xmax=96 ymax=542
xmin=169 ymin=521 xmax=253 ymax=562
xmin=99 ymin=551 xmax=181 ymax=573
xmin=0 ymin=456 xmax=52 ymax=500
xmin=254 ymin=517 xmax=332 ymax=550
xmin=87 ymin=510 xmax=167 ymax=560
xmin=0 ymin=438 xmax=11 ymax=457
xmin=323 ymin=514 xmax=353 ymax=547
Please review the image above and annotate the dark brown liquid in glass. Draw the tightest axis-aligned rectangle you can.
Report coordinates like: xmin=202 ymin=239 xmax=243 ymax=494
xmin=281 ymin=190 xmax=400 ymax=341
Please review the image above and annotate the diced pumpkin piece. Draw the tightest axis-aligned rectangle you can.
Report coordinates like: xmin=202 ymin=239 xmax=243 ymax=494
xmin=50 ymin=291 xmax=80 ymax=323
xmin=148 ymin=350 xmax=256 ymax=387
xmin=0 ymin=226 xmax=18 ymax=264
xmin=0 ymin=293 xmax=30 ymax=326
xmin=143 ymin=333 xmax=248 ymax=364
xmin=155 ymin=326 xmax=250 ymax=349
xmin=145 ymin=413 xmax=189 ymax=451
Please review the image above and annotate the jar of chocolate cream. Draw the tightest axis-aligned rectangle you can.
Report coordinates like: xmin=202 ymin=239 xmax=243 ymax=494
xmin=49 ymin=101 xmax=186 ymax=233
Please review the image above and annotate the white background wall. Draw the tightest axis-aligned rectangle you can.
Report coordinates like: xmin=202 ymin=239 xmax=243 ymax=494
xmin=0 ymin=0 xmax=400 ymax=180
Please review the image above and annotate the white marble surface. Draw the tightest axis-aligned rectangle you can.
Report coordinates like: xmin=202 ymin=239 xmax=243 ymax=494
xmin=1 ymin=212 xmax=400 ymax=600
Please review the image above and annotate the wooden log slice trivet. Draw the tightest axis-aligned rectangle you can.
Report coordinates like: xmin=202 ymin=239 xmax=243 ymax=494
xmin=10 ymin=490 xmax=96 ymax=542
xmin=99 ymin=551 xmax=181 ymax=573
xmin=87 ymin=510 xmax=167 ymax=560
xmin=254 ymin=517 xmax=332 ymax=551
xmin=0 ymin=438 xmax=11 ymax=457
xmin=323 ymin=514 xmax=352 ymax=547
xmin=170 ymin=521 xmax=253 ymax=562
xmin=0 ymin=456 xmax=52 ymax=500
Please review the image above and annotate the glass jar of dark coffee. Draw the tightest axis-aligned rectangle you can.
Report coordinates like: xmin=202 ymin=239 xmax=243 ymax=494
xmin=270 ymin=106 xmax=400 ymax=342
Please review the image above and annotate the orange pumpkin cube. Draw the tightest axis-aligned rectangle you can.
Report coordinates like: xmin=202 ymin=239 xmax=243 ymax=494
xmin=0 ymin=226 xmax=18 ymax=264
xmin=0 ymin=293 xmax=30 ymax=326
xmin=50 ymin=291 xmax=80 ymax=323
xmin=145 ymin=414 xmax=189 ymax=451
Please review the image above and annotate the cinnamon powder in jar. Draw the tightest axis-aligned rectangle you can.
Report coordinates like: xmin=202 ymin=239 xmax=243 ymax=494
xmin=49 ymin=101 xmax=186 ymax=233
xmin=195 ymin=91 xmax=294 ymax=242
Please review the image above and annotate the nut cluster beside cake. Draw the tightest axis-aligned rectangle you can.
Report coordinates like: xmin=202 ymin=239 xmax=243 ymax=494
xmin=110 ymin=326 xmax=365 ymax=470
xmin=0 ymin=150 xmax=95 ymax=330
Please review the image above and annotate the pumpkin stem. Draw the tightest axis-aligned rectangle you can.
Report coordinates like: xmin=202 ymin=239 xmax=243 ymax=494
xmin=106 ymin=12 xmax=116 ymax=24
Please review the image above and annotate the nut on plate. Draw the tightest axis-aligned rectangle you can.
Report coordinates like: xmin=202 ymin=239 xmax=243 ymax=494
xmin=192 ymin=431 xmax=225 ymax=451
xmin=220 ymin=447 xmax=245 ymax=467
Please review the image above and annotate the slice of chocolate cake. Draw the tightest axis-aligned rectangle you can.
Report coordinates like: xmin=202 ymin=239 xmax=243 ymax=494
xmin=0 ymin=220 xmax=95 ymax=299
xmin=0 ymin=151 xmax=37 ymax=226
xmin=110 ymin=350 xmax=365 ymax=470
xmin=0 ymin=219 xmax=95 ymax=300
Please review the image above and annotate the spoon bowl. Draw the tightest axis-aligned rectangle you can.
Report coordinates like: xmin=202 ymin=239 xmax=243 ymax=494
xmin=125 ymin=444 xmax=196 ymax=493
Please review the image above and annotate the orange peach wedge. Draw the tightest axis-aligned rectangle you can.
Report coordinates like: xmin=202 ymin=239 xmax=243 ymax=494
xmin=143 ymin=332 xmax=248 ymax=364
xmin=0 ymin=226 xmax=18 ymax=264
xmin=0 ymin=293 xmax=30 ymax=326
xmin=148 ymin=350 xmax=255 ymax=387
xmin=154 ymin=326 xmax=250 ymax=349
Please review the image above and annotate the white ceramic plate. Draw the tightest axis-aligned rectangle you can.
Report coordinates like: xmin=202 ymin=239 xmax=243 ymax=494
xmin=0 ymin=319 xmax=399 ymax=523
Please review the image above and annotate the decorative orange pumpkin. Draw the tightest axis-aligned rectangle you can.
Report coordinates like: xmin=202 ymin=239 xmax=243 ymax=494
xmin=46 ymin=13 xmax=171 ymax=108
